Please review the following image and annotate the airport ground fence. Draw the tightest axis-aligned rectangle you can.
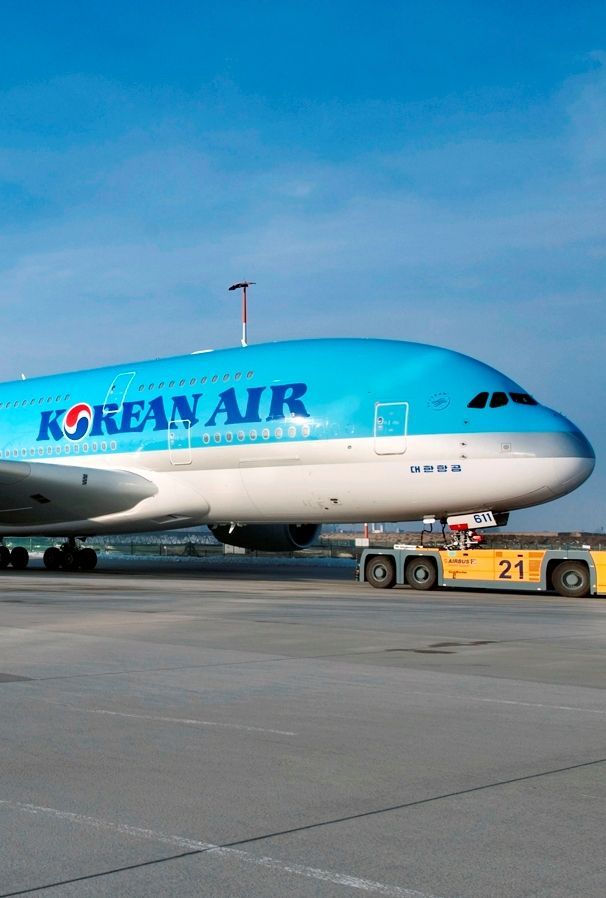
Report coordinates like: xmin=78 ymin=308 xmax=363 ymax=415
xmin=3 ymin=530 xmax=605 ymax=559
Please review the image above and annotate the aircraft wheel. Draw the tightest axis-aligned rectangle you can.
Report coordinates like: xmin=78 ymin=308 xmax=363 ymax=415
xmin=552 ymin=561 xmax=590 ymax=598
xmin=43 ymin=547 xmax=62 ymax=571
xmin=61 ymin=550 xmax=80 ymax=572
xmin=365 ymin=555 xmax=396 ymax=589
xmin=10 ymin=547 xmax=29 ymax=570
xmin=405 ymin=557 xmax=437 ymax=591
xmin=79 ymin=548 xmax=98 ymax=571
xmin=0 ymin=546 xmax=10 ymax=569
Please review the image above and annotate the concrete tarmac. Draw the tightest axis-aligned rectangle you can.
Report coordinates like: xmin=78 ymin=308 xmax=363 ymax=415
xmin=1 ymin=557 xmax=605 ymax=898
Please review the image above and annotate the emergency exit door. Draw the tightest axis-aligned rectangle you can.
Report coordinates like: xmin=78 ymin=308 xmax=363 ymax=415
xmin=373 ymin=402 xmax=408 ymax=455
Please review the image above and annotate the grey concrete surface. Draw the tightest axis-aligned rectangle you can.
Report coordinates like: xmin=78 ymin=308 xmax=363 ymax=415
xmin=0 ymin=557 xmax=605 ymax=897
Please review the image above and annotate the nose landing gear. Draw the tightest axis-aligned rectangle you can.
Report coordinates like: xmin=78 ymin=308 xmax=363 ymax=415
xmin=43 ymin=538 xmax=98 ymax=572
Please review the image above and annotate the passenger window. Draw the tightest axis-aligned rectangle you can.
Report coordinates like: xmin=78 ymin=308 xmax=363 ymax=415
xmin=468 ymin=392 xmax=488 ymax=409
xmin=510 ymin=392 xmax=538 ymax=406
xmin=490 ymin=392 xmax=509 ymax=408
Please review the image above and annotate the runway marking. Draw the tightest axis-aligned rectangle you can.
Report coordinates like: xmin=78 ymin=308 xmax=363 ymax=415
xmin=462 ymin=697 xmax=606 ymax=714
xmin=49 ymin=704 xmax=297 ymax=736
xmin=0 ymin=799 xmax=451 ymax=898
xmin=405 ymin=690 xmax=606 ymax=715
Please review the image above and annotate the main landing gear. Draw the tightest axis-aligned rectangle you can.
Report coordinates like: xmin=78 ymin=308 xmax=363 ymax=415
xmin=43 ymin=539 xmax=98 ymax=572
xmin=0 ymin=538 xmax=97 ymax=572
xmin=0 ymin=542 xmax=30 ymax=570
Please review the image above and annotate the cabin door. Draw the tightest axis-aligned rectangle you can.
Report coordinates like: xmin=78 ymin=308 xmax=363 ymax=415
xmin=103 ymin=371 xmax=135 ymax=414
xmin=168 ymin=418 xmax=192 ymax=465
xmin=373 ymin=402 xmax=408 ymax=455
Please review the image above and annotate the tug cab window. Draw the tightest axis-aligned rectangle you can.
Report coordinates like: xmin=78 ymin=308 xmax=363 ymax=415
xmin=489 ymin=392 xmax=509 ymax=408
xmin=467 ymin=392 xmax=489 ymax=409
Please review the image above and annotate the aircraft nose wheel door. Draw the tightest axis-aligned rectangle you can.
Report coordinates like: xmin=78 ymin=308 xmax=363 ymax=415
xmin=374 ymin=402 xmax=408 ymax=455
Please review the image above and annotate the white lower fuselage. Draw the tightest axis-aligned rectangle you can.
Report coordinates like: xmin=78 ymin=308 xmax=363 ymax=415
xmin=2 ymin=430 xmax=592 ymax=536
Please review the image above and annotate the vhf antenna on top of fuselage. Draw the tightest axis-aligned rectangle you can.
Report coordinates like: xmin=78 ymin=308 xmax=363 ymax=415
xmin=228 ymin=281 xmax=255 ymax=348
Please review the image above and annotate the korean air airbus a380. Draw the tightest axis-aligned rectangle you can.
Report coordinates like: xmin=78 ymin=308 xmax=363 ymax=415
xmin=0 ymin=338 xmax=595 ymax=571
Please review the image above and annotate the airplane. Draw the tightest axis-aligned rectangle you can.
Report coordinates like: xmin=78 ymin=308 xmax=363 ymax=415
xmin=0 ymin=337 xmax=595 ymax=571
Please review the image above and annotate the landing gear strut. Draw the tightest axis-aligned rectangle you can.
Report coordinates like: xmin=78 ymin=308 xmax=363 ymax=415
xmin=448 ymin=529 xmax=484 ymax=551
xmin=43 ymin=538 xmax=98 ymax=572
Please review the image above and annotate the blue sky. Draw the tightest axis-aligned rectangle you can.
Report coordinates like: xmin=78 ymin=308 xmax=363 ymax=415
xmin=0 ymin=1 xmax=604 ymax=530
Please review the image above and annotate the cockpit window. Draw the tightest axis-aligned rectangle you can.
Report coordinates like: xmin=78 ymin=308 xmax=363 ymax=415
xmin=469 ymin=391 xmax=536 ymax=409
xmin=467 ymin=392 xmax=489 ymax=409
xmin=510 ymin=392 xmax=537 ymax=405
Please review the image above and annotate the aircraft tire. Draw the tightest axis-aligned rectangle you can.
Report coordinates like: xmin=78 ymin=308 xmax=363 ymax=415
xmin=43 ymin=547 xmax=62 ymax=571
xmin=552 ymin=561 xmax=590 ymax=598
xmin=61 ymin=550 xmax=80 ymax=572
xmin=0 ymin=546 xmax=10 ymax=569
xmin=365 ymin=555 xmax=396 ymax=589
xmin=79 ymin=548 xmax=98 ymax=571
xmin=10 ymin=547 xmax=29 ymax=570
xmin=405 ymin=557 xmax=437 ymax=591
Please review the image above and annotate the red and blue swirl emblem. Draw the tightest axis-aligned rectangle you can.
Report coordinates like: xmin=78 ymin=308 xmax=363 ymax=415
xmin=63 ymin=403 xmax=93 ymax=441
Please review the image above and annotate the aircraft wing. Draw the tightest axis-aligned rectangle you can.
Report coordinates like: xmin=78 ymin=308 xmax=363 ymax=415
xmin=0 ymin=460 xmax=157 ymax=527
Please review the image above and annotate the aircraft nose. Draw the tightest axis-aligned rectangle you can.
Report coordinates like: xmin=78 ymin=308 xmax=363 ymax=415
xmin=545 ymin=428 xmax=595 ymax=498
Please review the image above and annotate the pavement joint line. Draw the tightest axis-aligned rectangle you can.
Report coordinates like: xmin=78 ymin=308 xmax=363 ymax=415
xmin=2 ymin=758 xmax=605 ymax=895
xmin=216 ymin=755 xmax=606 ymax=848
xmin=0 ymin=656 xmax=294 ymax=683
xmin=5 ymin=648 xmax=606 ymax=698
xmin=0 ymin=800 xmax=452 ymax=898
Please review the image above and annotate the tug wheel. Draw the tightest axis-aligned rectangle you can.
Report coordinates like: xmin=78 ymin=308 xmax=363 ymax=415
xmin=405 ymin=558 xmax=437 ymax=591
xmin=365 ymin=555 xmax=396 ymax=589
xmin=552 ymin=561 xmax=589 ymax=598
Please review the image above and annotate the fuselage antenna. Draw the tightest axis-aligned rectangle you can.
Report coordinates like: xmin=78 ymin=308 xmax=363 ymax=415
xmin=228 ymin=281 xmax=255 ymax=348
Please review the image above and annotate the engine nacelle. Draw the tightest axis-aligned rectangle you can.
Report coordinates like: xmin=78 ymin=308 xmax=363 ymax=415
xmin=209 ymin=523 xmax=321 ymax=552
